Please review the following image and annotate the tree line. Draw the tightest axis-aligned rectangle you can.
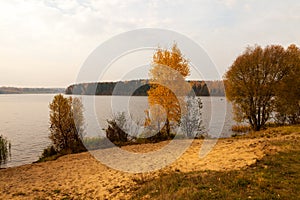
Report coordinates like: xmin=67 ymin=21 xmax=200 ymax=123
xmin=0 ymin=87 xmax=64 ymax=94
xmin=65 ymin=80 xmax=225 ymax=96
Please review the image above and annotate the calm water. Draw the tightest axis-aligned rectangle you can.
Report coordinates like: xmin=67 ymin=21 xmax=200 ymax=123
xmin=0 ymin=94 xmax=234 ymax=168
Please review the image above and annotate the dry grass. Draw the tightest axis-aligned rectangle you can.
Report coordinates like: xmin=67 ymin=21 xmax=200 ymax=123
xmin=234 ymin=125 xmax=300 ymax=139
xmin=132 ymin=126 xmax=300 ymax=199
xmin=231 ymin=124 xmax=252 ymax=133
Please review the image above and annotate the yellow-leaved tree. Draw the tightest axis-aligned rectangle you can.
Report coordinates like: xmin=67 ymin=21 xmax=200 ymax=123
xmin=145 ymin=44 xmax=191 ymax=139
xmin=49 ymin=94 xmax=86 ymax=153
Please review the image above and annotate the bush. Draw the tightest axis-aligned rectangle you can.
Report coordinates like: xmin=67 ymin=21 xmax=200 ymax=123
xmin=37 ymin=145 xmax=59 ymax=162
xmin=106 ymin=112 xmax=129 ymax=146
xmin=41 ymin=145 xmax=57 ymax=158
xmin=105 ymin=112 xmax=178 ymax=146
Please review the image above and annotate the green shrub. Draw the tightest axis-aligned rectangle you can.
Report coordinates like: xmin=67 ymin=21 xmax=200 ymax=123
xmin=41 ymin=145 xmax=57 ymax=158
xmin=0 ymin=135 xmax=11 ymax=165
xmin=37 ymin=145 xmax=59 ymax=162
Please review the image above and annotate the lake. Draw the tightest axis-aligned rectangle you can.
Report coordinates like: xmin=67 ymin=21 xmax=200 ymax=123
xmin=0 ymin=94 xmax=235 ymax=168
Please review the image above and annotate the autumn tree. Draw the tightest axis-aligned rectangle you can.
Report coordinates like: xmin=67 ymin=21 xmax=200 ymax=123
xmin=146 ymin=44 xmax=191 ymax=138
xmin=224 ymin=45 xmax=292 ymax=131
xmin=275 ymin=44 xmax=300 ymax=124
xmin=49 ymin=94 xmax=86 ymax=153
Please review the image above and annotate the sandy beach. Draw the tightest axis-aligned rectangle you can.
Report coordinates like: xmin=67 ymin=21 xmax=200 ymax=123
xmin=0 ymin=131 xmax=297 ymax=200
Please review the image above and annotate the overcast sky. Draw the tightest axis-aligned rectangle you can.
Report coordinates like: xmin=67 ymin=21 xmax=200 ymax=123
xmin=0 ymin=0 xmax=299 ymax=87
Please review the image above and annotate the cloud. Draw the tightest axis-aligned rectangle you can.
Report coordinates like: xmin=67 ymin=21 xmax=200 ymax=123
xmin=0 ymin=0 xmax=300 ymax=86
xmin=219 ymin=0 xmax=237 ymax=8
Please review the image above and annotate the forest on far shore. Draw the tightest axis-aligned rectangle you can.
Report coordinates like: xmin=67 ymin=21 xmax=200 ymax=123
xmin=0 ymin=87 xmax=64 ymax=94
xmin=65 ymin=80 xmax=225 ymax=96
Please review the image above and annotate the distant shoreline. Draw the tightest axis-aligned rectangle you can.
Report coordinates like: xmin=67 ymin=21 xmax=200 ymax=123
xmin=0 ymin=87 xmax=65 ymax=94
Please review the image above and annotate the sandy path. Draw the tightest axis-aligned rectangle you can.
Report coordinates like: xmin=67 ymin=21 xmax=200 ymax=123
xmin=0 ymin=136 xmax=283 ymax=199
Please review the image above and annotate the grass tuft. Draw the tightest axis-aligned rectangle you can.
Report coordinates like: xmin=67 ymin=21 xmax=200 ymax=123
xmin=231 ymin=124 xmax=252 ymax=133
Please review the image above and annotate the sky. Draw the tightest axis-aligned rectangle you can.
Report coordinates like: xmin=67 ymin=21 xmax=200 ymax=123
xmin=0 ymin=0 xmax=300 ymax=87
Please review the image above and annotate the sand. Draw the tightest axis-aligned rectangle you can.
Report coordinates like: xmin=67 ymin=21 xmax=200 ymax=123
xmin=0 ymin=133 xmax=295 ymax=200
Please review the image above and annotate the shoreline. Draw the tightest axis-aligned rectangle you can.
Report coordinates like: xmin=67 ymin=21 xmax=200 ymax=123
xmin=1 ymin=136 xmax=232 ymax=170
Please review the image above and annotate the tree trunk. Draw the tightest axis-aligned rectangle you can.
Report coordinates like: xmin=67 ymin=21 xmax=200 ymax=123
xmin=166 ymin=118 xmax=170 ymax=137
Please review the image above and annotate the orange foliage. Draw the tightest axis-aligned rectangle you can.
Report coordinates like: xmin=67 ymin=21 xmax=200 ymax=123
xmin=146 ymin=44 xmax=191 ymax=136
